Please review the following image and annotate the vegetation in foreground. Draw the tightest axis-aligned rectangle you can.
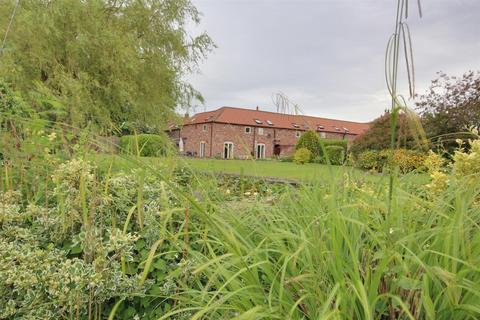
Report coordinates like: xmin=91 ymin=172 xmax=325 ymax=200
xmin=1 ymin=93 xmax=480 ymax=318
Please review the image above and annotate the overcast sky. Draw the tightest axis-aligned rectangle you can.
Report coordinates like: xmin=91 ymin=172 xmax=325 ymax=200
xmin=187 ymin=0 xmax=480 ymax=122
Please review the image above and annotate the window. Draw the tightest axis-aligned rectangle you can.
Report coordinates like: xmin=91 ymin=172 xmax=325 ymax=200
xmin=245 ymin=126 xmax=252 ymax=134
xmin=202 ymin=124 xmax=207 ymax=132
xmin=343 ymin=127 xmax=349 ymax=132
xmin=292 ymin=123 xmax=300 ymax=128
xmin=223 ymin=142 xmax=234 ymax=159
xmin=258 ymin=128 xmax=264 ymax=135
xmin=199 ymin=141 xmax=206 ymax=157
xmin=256 ymin=143 xmax=266 ymax=159
xmin=255 ymin=119 xmax=262 ymax=124
xmin=320 ymin=132 xmax=326 ymax=139
xmin=295 ymin=131 xmax=301 ymax=138
xmin=317 ymin=125 xmax=325 ymax=130
xmin=266 ymin=120 xmax=273 ymax=125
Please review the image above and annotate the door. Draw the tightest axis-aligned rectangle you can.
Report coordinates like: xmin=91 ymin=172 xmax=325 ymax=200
xmin=273 ymin=144 xmax=281 ymax=156
xmin=223 ymin=142 xmax=233 ymax=159
xmin=256 ymin=143 xmax=265 ymax=159
xmin=199 ymin=141 xmax=206 ymax=157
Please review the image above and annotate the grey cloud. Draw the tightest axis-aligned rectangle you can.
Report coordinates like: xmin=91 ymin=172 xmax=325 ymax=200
xmin=188 ymin=0 xmax=480 ymax=122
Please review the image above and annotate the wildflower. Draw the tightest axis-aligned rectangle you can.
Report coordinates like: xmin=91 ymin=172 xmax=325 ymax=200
xmin=389 ymin=228 xmax=394 ymax=234
xmin=253 ymin=192 xmax=258 ymax=196
xmin=244 ymin=191 xmax=251 ymax=196
xmin=225 ymin=189 xmax=231 ymax=195
xmin=47 ymin=132 xmax=57 ymax=142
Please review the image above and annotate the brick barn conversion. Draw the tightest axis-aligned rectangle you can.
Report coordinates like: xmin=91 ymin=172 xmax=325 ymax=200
xmin=167 ymin=106 xmax=370 ymax=159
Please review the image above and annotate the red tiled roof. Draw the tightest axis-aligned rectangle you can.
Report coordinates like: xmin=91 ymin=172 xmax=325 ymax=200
xmin=185 ymin=106 xmax=370 ymax=135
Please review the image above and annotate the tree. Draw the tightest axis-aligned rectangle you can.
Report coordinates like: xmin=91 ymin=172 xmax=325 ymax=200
xmin=416 ymin=71 xmax=480 ymax=150
xmin=350 ymin=112 xmax=421 ymax=155
xmin=0 ymin=0 xmax=214 ymax=133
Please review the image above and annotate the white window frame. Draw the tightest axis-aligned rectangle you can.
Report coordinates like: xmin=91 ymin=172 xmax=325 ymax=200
xmin=258 ymin=128 xmax=264 ymax=135
xmin=295 ymin=131 xmax=301 ymax=138
xmin=245 ymin=126 xmax=252 ymax=134
xmin=199 ymin=141 xmax=206 ymax=158
xmin=223 ymin=141 xmax=234 ymax=159
xmin=202 ymin=124 xmax=208 ymax=132
xmin=256 ymin=143 xmax=266 ymax=159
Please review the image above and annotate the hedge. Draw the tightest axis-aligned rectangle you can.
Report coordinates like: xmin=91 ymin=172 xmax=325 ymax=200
xmin=355 ymin=148 xmax=426 ymax=173
xmin=119 ymin=134 xmax=170 ymax=157
xmin=324 ymin=145 xmax=345 ymax=165
xmin=295 ymin=130 xmax=349 ymax=163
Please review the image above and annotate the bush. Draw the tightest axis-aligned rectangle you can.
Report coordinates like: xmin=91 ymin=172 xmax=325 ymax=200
xmin=324 ymin=145 xmax=345 ymax=165
xmin=320 ymin=139 xmax=348 ymax=152
xmin=296 ymin=130 xmax=322 ymax=158
xmin=295 ymin=130 xmax=349 ymax=163
xmin=119 ymin=134 xmax=170 ymax=157
xmin=294 ymin=148 xmax=311 ymax=164
xmin=350 ymin=112 xmax=420 ymax=155
xmin=392 ymin=149 xmax=427 ymax=173
xmin=355 ymin=148 xmax=426 ymax=173
xmin=355 ymin=150 xmax=380 ymax=171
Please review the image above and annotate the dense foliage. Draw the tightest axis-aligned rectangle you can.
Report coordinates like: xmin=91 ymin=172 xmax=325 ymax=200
xmin=119 ymin=134 xmax=171 ymax=157
xmin=296 ymin=130 xmax=321 ymax=158
xmin=0 ymin=0 xmax=214 ymax=132
xmin=324 ymin=145 xmax=345 ymax=165
xmin=161 ymin=137 xmax=480 ymax=319
xmin=294 ymin=147 xmax=311 ymax=164
xmin=2 ymin=89 xmax=480 ymax=318
xmin=416 ymin=71 xmax=480 ymax=151
xmin=350 ymin=112 xmax=422 ymax=155
xmin=295 ymin=130 xmax=347 ymax=164
xmin=354 ymin=148 xmax=426 ymax=173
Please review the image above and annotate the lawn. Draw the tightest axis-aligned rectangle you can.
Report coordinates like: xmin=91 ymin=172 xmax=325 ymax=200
xmin=92 ymin=153 xmax=387 ymax=182
xmin=182 ymin=158 xmax=356 ymax=181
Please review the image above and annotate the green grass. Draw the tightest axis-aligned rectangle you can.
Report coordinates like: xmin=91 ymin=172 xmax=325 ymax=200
xmin=92 ymin=154 xmax=372 ymax=181
xmin=183 ymin=158 xmax=355 ymax=181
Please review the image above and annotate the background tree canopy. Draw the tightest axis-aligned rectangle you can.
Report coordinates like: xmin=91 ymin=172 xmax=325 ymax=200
xmin=350 ymin=112 xmax=421 ymax=155
xmin=0 ymin=0 xmax=214 ymax=133
xmin=416 ymin=71 xmax=480 ymax=151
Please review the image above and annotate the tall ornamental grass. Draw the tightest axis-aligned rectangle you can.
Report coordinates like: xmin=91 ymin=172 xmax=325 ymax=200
xmin=163 ymin=139 xmax=480 ymax=319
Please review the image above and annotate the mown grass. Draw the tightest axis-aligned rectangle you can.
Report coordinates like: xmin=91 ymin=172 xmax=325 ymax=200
xmin=91 ymin=154 xmax=428 ymax=190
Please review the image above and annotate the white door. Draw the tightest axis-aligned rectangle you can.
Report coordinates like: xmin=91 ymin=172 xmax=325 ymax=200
xmin=256 ymin=143 xmax=265 ymax=159
xmin=178 ymin=138 xmax=184 ymax=152
xmin=199 ymin=142 xmax=206 ymax=157
xmin=223 ymin=142 xmax=234 ymax=159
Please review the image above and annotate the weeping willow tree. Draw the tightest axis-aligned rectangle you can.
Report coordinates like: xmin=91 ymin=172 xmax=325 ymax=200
xmin=0 ymin=0 xmax=214 ymax=133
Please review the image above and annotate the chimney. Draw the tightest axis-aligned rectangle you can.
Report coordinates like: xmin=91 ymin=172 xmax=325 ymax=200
xmin=256 ymin=106 xmax=259 ymax=111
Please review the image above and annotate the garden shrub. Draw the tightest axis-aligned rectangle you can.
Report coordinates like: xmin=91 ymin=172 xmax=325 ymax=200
xmin=320 ymin=139 xmax=348 ymax=152
xmin=392 ymin=149 xmax=427 ymax=173
xmin=324 ymin=145 xmax=345 ymax=165
xmin=294 ymin=148 xmax=311 ymax=164
xmin=355 ymin=148 xmax=426 ymax=173
xmin=355 ymin=150 xmax=380 ymax=171
xmin=120 ymin=134 xmax=170 ymax=157
xmin=295 ymin=130 xmax=349 ymax=164
xmin=296 ymin=130 xmax=322 ymax=158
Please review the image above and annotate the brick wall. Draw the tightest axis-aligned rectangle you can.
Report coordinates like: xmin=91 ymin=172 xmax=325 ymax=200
xmin=179 ymin=123 xmax=358 ymax=158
